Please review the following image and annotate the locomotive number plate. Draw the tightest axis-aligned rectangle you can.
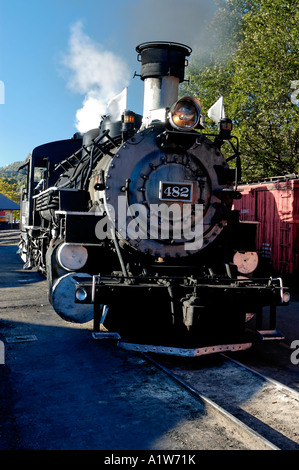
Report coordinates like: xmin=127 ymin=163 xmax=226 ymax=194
xmin=159 ymin=181 xmax=193 ymax=202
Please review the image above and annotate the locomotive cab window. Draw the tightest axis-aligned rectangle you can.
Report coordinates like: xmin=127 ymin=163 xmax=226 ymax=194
xmin=18 ymin=161 xmax=29 ymax=201
xmin=33 ymin=167 xmax=47 ymax=193
xmin=32 ymin=157 xmax=48 ymax=194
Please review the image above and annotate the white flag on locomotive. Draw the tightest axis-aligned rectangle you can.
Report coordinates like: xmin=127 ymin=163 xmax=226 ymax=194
xmin=207 ymin=96 xmax=225 ymax=124
xmin=108 ymin=88 xmax=128 ymax=122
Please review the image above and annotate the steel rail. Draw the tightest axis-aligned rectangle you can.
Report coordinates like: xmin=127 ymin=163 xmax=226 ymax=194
xmin=143 ymin=352 xmax=280 ymax=451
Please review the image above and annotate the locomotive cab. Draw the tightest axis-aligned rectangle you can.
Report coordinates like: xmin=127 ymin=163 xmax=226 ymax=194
xmin=18 ymin=137 xmax=83 ymax=268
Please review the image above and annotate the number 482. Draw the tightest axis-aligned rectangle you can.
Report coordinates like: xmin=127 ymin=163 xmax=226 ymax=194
xmin=164 ymin=186 xmax=189 ymax=198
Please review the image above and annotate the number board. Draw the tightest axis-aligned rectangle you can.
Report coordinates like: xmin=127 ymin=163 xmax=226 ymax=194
xmin=159 ymin=181 xmax=193 ymax=202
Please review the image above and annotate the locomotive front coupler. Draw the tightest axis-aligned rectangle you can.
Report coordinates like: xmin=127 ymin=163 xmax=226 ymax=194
xmin=181 ymin=293 xmax=203 ymax=331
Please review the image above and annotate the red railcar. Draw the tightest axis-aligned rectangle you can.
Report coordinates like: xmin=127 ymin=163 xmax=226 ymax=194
xmin=234 ymin=175 xmax=299 ymax=275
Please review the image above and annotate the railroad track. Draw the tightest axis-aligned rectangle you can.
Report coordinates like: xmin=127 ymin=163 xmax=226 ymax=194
xmin=140 ymin=351 xmax=299 ymax=450
xmin=0 ymin=229 xmax=20 ymax=246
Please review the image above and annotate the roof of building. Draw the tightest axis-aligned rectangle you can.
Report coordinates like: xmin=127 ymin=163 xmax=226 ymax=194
xmin=0 ymin=193 xmax=20 ymax=210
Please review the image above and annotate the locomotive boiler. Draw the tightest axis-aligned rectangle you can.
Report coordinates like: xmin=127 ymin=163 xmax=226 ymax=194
xmin=18 ymin=42 xmax=289 ymax=356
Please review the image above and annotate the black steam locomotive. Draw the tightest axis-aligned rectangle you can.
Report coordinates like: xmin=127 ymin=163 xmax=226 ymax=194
xmin=18 ymin=42 xmax=289 ymax=356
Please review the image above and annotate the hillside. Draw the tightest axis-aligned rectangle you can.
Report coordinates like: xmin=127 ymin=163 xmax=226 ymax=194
xmin=0 ymin=160 xmax=27 ymax=188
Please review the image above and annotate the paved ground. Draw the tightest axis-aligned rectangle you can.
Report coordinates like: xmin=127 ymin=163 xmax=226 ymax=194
xmin=0 ymin=230 xmax=298 ymax=451
xmin=0 ymin=237 xmax=212 ymax=451
xmin=0 ymin=232 xmax=247 ymax=451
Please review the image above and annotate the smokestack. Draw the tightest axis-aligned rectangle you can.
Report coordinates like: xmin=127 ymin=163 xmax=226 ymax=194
xmin=136 ymin=42 xmax=192 ymax=126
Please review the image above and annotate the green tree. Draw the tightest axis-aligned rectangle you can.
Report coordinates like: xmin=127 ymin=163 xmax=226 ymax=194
xmin=182 ymin=0 xmax=299 ymax=181
xmin=0 ymin=159 xmax=27 ymax=188
xmin=231 ymin=0 xmax=299 ymax=180
xmin=0 ymin=178 xmax=20 ymax=205
xmin=182 ymin=0 xmax=255 ymax=115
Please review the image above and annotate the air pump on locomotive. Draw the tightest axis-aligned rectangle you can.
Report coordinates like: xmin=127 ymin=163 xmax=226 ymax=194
xmin=18 ymin=42 xmax=289 ymax=356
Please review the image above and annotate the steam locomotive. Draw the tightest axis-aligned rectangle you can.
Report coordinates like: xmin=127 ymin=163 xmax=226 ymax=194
xmin=18 ymin=42 xmax=289 ymax=356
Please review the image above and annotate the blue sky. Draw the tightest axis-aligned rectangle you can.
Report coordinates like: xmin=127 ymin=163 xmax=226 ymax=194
xmin=0 ymin=0 xmax=216 ymax=167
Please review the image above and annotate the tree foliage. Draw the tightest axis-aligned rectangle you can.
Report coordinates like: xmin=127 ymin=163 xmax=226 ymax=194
xmin=0 ymin=178 xmax=20 ymax=204
xmin=182 ymin=0 xmax=299 ymax=181
xmin=0 ymin=159 xmax=28 ymax=189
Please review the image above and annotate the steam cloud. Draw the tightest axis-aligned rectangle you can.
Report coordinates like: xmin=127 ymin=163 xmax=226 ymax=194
xmin=62 ymin=21 xmax=131 ymax=132
xmin=123 ymin=0 xmax=217 ymax=49
xmin=62 ymin=1 xmax=218 ymax=132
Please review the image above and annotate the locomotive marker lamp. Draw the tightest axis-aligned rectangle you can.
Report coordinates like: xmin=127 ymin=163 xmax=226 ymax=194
xmin=121 ymin=110 xmax=135 ymax=134
xmin=219 ymin=118 xmax=233 ymax=140
xmin=207 ymin=96 xmax=233 ymax=142
xmin=214 ymin=118 xmax=234 ymax=151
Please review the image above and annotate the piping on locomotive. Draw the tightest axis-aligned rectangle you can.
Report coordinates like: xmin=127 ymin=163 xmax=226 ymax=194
xmin=18 ymin=42 xmax=290 ymax=356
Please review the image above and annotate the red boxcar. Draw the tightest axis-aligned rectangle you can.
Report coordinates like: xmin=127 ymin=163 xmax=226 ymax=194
xmin=233 ymin=175 xmax=299 ymax=275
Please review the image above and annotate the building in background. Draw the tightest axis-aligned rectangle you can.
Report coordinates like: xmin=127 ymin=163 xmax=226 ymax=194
xmin=0 ymin=193 xmax=20 ymax=228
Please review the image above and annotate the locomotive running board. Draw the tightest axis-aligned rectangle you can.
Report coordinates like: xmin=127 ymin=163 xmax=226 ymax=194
xmin=257 ymin=330 xmax=285 ymax=341
xmin=92 ymin=332 xmax=121 ymax=340
xmin=117 ymin=341 xmax=252 ymax=357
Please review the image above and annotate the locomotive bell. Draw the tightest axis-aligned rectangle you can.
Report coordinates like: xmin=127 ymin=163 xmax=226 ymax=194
xmin=136 ymin=42 xmax=192 ymax=127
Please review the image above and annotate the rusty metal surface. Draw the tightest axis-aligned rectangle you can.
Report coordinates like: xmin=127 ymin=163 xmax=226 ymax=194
xmin=118 ymin=341 xmax=252 ymax=357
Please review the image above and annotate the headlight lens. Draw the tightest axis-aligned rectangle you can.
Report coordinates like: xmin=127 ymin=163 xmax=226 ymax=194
xmin=57 ymin=243 xmax=88 ymax=271
xmin=169 ymin=97 xmax=201 ymax=131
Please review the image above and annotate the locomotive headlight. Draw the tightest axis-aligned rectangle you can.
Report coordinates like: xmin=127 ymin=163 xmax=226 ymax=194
xmin=169 ymin=97 xmax=201 ymax=131
xmin=57 ymin=243 xmax=88 ymax=271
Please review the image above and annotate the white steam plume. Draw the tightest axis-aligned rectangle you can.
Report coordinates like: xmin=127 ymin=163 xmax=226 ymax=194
xmin=62 ymin=21 xmax=131 ymax=133
xmin=122 ymin=0 xmax=217 ymax=50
